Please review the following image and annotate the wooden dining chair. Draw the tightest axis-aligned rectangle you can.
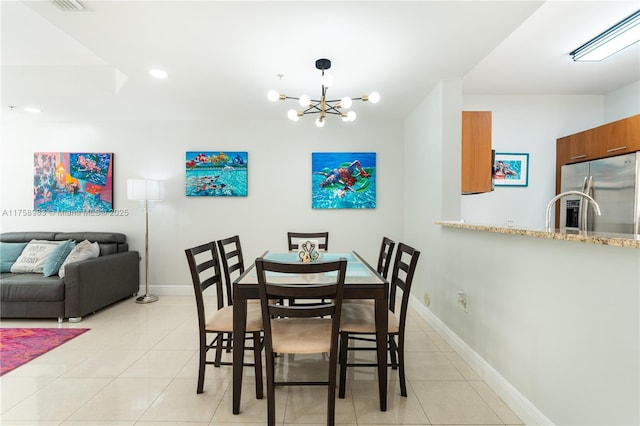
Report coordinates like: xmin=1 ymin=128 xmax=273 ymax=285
xmin=255 ymin=257 xmax=347 ymax=426
xmin=184 ymin=241 xmax=263 ymax=398
xmin=338 ymin=242 xmax=420 ymax=398
xmin=287 ymin=231 xmax=329 ymax=251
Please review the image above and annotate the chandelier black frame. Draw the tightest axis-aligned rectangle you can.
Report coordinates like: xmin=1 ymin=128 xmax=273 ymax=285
xmin=268 ymin=58 xmax=379 ymax=127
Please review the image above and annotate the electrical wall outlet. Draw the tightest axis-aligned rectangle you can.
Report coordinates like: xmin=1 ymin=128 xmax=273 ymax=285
xmin=457 ymin=291 xmax=468 ymax=312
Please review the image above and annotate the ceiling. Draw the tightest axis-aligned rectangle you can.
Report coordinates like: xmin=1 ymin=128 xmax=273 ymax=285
xmin=1 ymin=1 xmax=639 ymax=122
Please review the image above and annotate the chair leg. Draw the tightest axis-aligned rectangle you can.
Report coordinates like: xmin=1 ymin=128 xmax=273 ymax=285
xmin=214 ymin=332 xmax=224 ymax=367
xmin=397 ymin=338 xmax=407 ymax=397
xmin=225 ymin=332 xmax=232 ymax=352
xmin=338 ymin=332 xmax=348 ymax=398
xmin=266 ymin=352 xmax=276 ymax=426
xmin=389 ymin=335 xmax=398 ymax=370
xmin=328 ymin=348 xmax=338 ymax=426
xmin=197 ymin=335 xmax=206 ymax=394
xmin=253 ymin=332 xmax=264 ymax=399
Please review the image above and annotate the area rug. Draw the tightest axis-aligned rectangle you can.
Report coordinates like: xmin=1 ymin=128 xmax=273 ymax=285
xmin=0 ymin=328 xmax=89 ymax=376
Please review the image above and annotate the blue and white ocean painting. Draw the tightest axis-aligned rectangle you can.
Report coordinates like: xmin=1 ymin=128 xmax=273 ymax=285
xmin=185 ymin=151 xmax=247 ymax=197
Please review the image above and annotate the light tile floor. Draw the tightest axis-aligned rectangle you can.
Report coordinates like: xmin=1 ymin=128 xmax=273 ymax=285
xmin=0 ymin=296 xmax=523 ymax=425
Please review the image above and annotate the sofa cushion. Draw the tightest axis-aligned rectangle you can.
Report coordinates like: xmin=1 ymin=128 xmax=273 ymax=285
xmin=58 ymin=240 xmax=100 ymax=278
xmin=43 ymin=240 xmax=75 ymax=277
xmin=10 ymin=240 xmax=62 ymax=274
xmin=0 ymin=274 xmax=64 ymax=302
xmin=1 ymin=242 xmax=28 ymax=272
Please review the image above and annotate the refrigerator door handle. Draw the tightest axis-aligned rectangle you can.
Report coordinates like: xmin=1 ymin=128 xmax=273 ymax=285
xmin=576 ymin=177 xmax=588 ymax=231
xmin=581 ymin=176 xmax=594 ymax=231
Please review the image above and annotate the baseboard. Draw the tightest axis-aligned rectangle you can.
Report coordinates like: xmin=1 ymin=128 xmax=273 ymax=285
xmin=140 ymin=285 xmax=193 ymax=296
xmin=409 ymin=295 xmax=553 ymax=426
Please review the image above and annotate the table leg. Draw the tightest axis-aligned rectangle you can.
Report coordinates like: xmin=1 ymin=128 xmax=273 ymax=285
xmin=375 ymin=294 xmax=388 ymax=411
xmin=232 ymin=298 xmax=247 ymax=414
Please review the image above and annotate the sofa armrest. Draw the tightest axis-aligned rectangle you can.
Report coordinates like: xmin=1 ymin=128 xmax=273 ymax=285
xmin=63 ymin=251 xmax=140 ymax=318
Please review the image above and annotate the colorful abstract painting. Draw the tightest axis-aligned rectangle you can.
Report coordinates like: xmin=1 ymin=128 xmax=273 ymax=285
xmin=34 ymin=152 xmax=114 ymax=212
xmin=312 ymin=152 xmax=376 ymax=209
xmin=185 ymin=151 xmax=248 ymax=196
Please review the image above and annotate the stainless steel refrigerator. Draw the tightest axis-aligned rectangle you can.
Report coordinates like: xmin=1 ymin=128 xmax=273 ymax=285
xmin=560 ymin=151 xmax=640 ymax=235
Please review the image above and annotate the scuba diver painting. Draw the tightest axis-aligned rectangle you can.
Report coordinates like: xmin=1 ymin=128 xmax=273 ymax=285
xmin=312 ymin=152 xmax=376 ymax=209
xmin=185 ymin=151 xmax=248 ymax=196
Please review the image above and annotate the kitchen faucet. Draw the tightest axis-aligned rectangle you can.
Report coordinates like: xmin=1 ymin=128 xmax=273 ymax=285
xmin=545 ymin=190 xmax=601 ymax=232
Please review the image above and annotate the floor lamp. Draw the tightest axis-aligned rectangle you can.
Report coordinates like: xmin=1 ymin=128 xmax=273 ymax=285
xmin=127 ymin=178 xmax=164 ymax=304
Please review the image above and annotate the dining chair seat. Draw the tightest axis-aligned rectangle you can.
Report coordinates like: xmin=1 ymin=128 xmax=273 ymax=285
xmin=206 ymin=303 xmax=263 ymax=333
xmin=271 ymin=317 xmax=334 ymax=353
xmin=339 ymin=302 xmax=400 ymax=334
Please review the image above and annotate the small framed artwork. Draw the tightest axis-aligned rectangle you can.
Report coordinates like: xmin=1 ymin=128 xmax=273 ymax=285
xmin=493 ymin=152 xmax=529 ymax=187
xmin=312 ymin=152 xmax=376 ymax=209
xmin=185 ymin=151 xmax=248 ymax=196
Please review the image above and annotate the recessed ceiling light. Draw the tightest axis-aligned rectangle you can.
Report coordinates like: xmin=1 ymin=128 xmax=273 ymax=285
xmin=24 ymin=107 xmax=41 ymax=114
xmin=149 ymin=69 xmax=168 ymax=79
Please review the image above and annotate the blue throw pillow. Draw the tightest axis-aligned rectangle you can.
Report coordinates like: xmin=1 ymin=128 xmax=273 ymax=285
xmin=43 ymin=240 xmax=76 ymax=277
xmin=1 ymin=242 xmax=28 ymax=273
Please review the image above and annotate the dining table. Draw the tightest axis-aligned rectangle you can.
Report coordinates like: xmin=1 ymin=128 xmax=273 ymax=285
xmin=232 ymin=250 xmax=389 ymax=414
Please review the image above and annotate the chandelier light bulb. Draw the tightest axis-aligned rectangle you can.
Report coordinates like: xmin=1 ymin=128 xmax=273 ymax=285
xmin=368 ymin=92 xmax=381 ymax=104
xmin=299 ymin=95 xmax=311 ymax=107
xmin=287 ymin=109 xmax=300 ymax=121
xmin=340 ymin=97 xmax=352 ymax=109
xmin=347 ymin=110 xmax=357 ymax=122
xmin=315 ymin=117 xmax=325 ymax=127
xmin=267 ymin=90 xmax=279 ymax=102
xmin=321 ymin=72 xmax=334 ymax=88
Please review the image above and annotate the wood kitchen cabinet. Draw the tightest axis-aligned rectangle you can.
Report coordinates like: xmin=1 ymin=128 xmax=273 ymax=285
xmin=556 ymin=114 xmax=640 ymax=168
xmin=461 ymin=111 xmax=492 ymax=194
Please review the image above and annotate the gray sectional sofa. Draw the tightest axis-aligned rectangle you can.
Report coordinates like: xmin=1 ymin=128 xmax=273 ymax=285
xmin=0 ymin=232 xmax=139 ymax=322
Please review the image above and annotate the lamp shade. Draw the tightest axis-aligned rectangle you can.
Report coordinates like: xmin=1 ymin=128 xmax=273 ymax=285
xmin=127 ymin=179 xmax=164 ymax=201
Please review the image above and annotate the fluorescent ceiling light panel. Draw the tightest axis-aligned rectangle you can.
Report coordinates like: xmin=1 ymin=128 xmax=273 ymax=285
xmin=571 ymin=9 xmax=640 ymax=61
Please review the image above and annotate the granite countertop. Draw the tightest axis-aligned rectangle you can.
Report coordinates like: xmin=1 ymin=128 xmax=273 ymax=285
xmin=436 ymin=221 xmax=640 ymax=249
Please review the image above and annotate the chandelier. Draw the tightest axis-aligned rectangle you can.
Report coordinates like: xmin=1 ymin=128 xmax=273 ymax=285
xmin=267 ymin=58 xmax=380 ymax=127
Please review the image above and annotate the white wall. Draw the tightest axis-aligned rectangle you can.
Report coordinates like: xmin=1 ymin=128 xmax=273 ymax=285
xmin=605 ymin=80 xmax=640 ymax=122
xmin=0 ymin=117 xmax=405 ymax=293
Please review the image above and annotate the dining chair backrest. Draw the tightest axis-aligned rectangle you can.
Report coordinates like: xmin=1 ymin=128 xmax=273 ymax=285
xmin=255 ymin=258 xmax=346 ymax=324
xmin=217 ymin=235 xmax=245 ymax=306
xmin=377 ymin=237 xmax=396 ymax=280
xmin=388 ymin=242 xmax=421 ymax=322
xmin=185 ymin=241 xmax=226 ymax=313
xmin=287 ymin=231 xmax=329 ymax=251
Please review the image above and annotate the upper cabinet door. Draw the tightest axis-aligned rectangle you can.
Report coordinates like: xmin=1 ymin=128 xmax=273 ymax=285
xmin=461 ymin=111 xmax=492 ymax=194
xmin=595 ymin=114 xmax=640 ymax=158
